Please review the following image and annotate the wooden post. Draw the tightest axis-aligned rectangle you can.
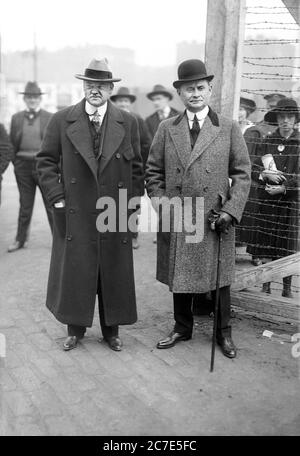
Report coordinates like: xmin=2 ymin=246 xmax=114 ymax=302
xmin=205 ymin=0 xmax=246 ymax=120
xmin=282 ymin=0 xmax=300 ymax=25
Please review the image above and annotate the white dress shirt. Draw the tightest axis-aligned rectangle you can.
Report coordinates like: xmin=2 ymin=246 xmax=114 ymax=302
xmin=158 ymin=105 xmax=171 ymax=120
xmin=186 ymin=105 xmax=209 ymax=129
xmin=85 ymin=100 xmax=107 ymax=124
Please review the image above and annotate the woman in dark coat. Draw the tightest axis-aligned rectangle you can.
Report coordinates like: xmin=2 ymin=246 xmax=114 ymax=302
xmin=247 ymin=98 xmax=300 ymax=297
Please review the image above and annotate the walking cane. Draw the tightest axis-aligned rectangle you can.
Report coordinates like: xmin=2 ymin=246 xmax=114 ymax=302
xmin=207 ymin=210 xmax=222 ymax=373
xmin=210 ymin=231 xmax=222 ymax=372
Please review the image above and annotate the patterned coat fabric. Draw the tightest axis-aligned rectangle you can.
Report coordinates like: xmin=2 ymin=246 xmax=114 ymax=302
xmin=146 ymin=109 xmax=251 ymax=293
xmin=246 ymin=129 xmax=300 ymax=259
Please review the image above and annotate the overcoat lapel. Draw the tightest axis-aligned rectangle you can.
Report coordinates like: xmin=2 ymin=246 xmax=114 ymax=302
xmin=66 ymin=99 xmax=98 ymax=181
xmin=186 ymin=109 xmax=220 ymax=171
xmin=169 ymin=112 xmax=192 ymax=168
xmin=98 ymin=101 xmax=125 ymax=175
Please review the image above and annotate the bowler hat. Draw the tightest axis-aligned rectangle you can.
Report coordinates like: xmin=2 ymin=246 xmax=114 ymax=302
xmin=240 ymin=97 xmax=256 ymax=115
xmin=19 ymin=81 xmax=45 ymax=96
xmin=75 ymin=58 xmax=121 ymax=83
xmin=110 ymin=86 xmax=136 ymax=103
xmin=264 ymin=98 xmax=300 ymax=124
xmin=147 ymin=84 xmax=173 ymax=100
xmin=173 ymin=59 xmax=214 ymax=89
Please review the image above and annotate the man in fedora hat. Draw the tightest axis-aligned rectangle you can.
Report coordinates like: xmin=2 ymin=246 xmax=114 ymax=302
xmin=8 ymin=81 xmax=53 ymax=252
xmin=111 ymin=86 xmax=151 ymax=249
xmin=0 ymin=122 xmax=12 ymax=206
xmin=36 ymin=59 xmax=144 ymax=351
xmin=146 ymin=59 xmax=251 ymax=358
xmin=145 ymin=84 xmax=179 ymax=141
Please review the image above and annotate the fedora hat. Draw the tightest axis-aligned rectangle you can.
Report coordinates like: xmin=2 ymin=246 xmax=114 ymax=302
xmin=264 ymin=98 xmax=300 ymax=124
xmin=75 ymin=58 xmax=121 ymax=83
xmin=147 ymin=84 xmax=173 ymax=100
xmin=19 ymin=81 xmax=45 ymax=96
xmin=173 ymin=59 xmax=214 ymax=89
xmin=240 ymin=97 xmax=256 ymax=115
xmin=110 ymin=86 xmax=136 ymax=103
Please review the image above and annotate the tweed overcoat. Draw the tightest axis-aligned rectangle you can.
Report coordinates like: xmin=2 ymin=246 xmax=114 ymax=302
xmin=146 ymin=109 xmax=251 ymax=293
xmin=36 ymin=100 xmax=144 ymax=327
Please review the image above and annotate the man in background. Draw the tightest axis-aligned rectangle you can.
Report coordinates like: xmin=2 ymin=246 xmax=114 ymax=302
xmin=8 ymin=82 xmax=53 ymax=252
xmin=111 ymin=86 xmax=151 ymax=249
xmin=145 ymin=84 xmax=178 ymax=141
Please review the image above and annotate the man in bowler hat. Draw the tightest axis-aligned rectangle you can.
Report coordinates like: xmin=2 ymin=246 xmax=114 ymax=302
xmin=145 ymin=84 xmax=179 ymax=141
xmin=8 ymin=81 xmax=53 ymax=252
xmin=36 ymin=59 xmax=144 ymax=351
xmin=111 ymin=86 xmax=151 ymax=249
xmin=146 ymin=59 xmax=251 ymax=358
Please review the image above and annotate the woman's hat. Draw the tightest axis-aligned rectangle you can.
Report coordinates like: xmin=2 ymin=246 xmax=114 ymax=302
xmin=264 ymin=98 xmax=300 ymax=124
xmin=75 ymin=58 xmax=121 ymax=83
xmin=240 ymin=97 xmax=256 ymax=115
xmin=19 ymin=81 xmax=45 ymax=96
xmin=173 ymin=59 xmax=214 ymax=89
xmin=147 ymin=84 xmax=173 ymax=100
xmin=110 ymin=86 xmax=136 ymax=103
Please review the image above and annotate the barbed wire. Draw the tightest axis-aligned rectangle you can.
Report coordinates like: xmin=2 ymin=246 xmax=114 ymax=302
xmin=244 ymin=60 xmax=300 ymax=69
xmin=247 ymin=27 xmax=299 ymax=30
xmin=246 ymin=5 xmax=298 ymax=9
xmin=244 ymin=57 xmax=300 ymax=60
xmin=241 ymin=89 xmax=300 ymax=95
xmin=246 ymin=22 xmax=298 ymax=25
xmin=245 ymin=39 xmax=300 ymax=45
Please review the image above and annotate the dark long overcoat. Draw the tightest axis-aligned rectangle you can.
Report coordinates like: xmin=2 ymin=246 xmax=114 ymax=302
xmin=36 ymin=100 xmax=144 ymax=327
xmin=246 ymin=129 xmax=299 ymax=259
xmin=145 ymin=108 xmax=179 ymax=141
xmin=146 ymin=109 xmax=251 ymax=293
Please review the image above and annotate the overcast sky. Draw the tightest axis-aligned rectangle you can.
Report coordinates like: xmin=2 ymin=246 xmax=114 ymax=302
xmin=0 ymin=0 xmax=298 ymax=66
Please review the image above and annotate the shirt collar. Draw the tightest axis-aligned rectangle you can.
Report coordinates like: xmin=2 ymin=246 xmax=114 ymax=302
xmin=85 ymin=100 xmax=108 ymax=117
xmin=25 ymin=107 xmax=40 ymax=113
xmin=186 ymin=105 xmax=209 ymax=122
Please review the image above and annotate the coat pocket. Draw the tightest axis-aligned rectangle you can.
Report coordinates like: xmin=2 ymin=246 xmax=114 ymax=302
xmin=53 ymin=207 xmax=66 ymax=239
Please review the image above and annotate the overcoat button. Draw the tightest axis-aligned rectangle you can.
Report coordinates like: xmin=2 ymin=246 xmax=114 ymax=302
xmin=67 ymin=235 xmax=73 ymax=241
xmin=122 ymin=238 xmax=128 ymax=244
xmin=69 ymin=209 xmax=75 ymax=214
xmin=118 ymin=182 xmax=124 ymax=188
xmin=176 ymin=167 xmax=181 ymax=173
xmin=206 ymin=168 xmax=210 ymax=173
xmin=71 ymin=178 xmax=77 ymax=184
xmin=116 ymin=153 xmax=121 ymax=159
xmin=203 ymin=186 xmax=208 ymax=192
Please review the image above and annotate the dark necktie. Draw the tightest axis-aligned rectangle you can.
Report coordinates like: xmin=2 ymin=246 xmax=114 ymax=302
xmin=190 ymin=115 xmax=200 ymax=148
xmin=91 ymin=111 xmax=101 ymax=134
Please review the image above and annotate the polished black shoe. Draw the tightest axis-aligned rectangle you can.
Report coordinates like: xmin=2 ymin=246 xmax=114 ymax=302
xmin=157 ymin=331 xmax=191 ymax=349
xmin=7 ymin=240 xmax=28 ymax=253
xmin=217 ymin=337 xmax=237 ymax=358
xmin=63 ymin=336 xmax=81 ymax=351
xmin=105 ymin=336 xmax=123 ymax=351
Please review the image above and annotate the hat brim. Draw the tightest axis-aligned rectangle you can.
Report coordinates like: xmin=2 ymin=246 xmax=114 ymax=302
xmin=173 ymin=74 xmax=214 ymax=89
xmin=264 ymin=107 xmax=300 ymax=124
xmin=240 ymin=104 xmax=256 ymax=114
xmin=75 ymin=74 xmax=121 ymax=83
xmin=111 ymin=94 xmax=136 ymax=103
xmin=147 ymin=90 xmax=173 ymax=100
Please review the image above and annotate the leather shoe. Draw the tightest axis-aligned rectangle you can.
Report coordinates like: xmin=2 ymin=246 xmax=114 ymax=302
xmin=63 ymin=336 xmax=81 ymax=351
xmin=7 ymin=241 xmax=28 ymax=253
xmin=217 ymin=336 xmax=237 ymax=358
xmin=105 ymin=336 xmax=123 ymax=351
xmin=157 ymin=331 xmax=191 ymax=349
